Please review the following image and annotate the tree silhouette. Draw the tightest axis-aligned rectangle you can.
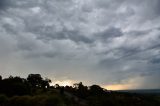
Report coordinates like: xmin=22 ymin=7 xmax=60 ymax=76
xmin=60 ymin=86 xmax=64 ymax=95
xmin=74 ymin=82 xmax=88 ymax=98
xmin=41 ymin=78 xmax=51 ymax=91
xmin=55 ymin=84 xmax=60 ymax=88
xmin=89 ymin=85 xmax=104 ymax=96
xmin=0 ymin=75 xmax=1 ymax=81
xmin=27 ymin=74 xmax=43 ymax=88
xmin=0 ymin=76 xmax=31 ymax=96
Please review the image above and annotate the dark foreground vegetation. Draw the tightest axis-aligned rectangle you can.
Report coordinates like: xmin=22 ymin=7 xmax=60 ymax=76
xmin=0 ymin=74 xmax=160 ymax=106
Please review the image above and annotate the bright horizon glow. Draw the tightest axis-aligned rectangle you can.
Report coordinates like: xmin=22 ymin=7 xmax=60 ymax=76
xmin=103 ymin=84 xmax=133 ymax=90
xmin=52 ymin=80 xmax=131 ymax=90
xmin=52 ymin=80 xmax=75 ymax=86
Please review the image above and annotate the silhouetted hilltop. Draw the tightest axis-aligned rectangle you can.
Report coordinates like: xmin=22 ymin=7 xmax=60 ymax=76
xmin=0 ymin=74 xmax=160 ymax=106
xmin=117 ymin=89 xmax=160 ymax=95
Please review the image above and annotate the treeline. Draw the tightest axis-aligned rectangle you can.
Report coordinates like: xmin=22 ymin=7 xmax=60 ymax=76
xmin=0 ymin=74 xmax=160 ymax=106
xmin=58 ymin=82 xmax=107 ymax=98
xmin=0 ymin=74 xmax=108 ymax=106
xmin=0 ymin=74 xmax=51 ymax=96
xmin=0 ymin=74 xmax=107 ymax=98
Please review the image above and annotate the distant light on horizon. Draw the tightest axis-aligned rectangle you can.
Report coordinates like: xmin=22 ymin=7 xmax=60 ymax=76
xmin=103 ymin=84 xmax=132 ymax=90
xmin=52 ymin=80 xmax=75 ymax=87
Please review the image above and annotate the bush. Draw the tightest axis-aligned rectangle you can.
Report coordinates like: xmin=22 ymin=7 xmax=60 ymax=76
xmin=5 ymin=94 xmax=67 ymax=106
xmin=30 ymin=95 xmax=47 ymax=106
xmin=7 ymin=96 xmax=31 ymax=106
xmin=45 ymin=95 xmax=64 ymax=106
xmin=0 ymin=94 xmax=8 ymax=104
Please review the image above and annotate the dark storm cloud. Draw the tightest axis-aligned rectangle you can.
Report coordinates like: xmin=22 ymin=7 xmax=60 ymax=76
xmin=0 ymin=0 xmax=11 ymax=10
xmin=2 ymin=23 xmax=19 ymax=35
xmin=57 ymin=28 xmax=93 ymax=44
xmin=0 ymin=0 xmax=160 ymax=89
xmin=28 ymin=25 xmax=93 ymax=44
xmin=127 ymin=30 xmax=151 ymax=37
xmin=95 ymin=27 xmax=123 ymax=40
xmin=94 ymin=0 xmax=125 ymax=9
xmin=150 ymin=57 xmax=160 ymax=64
xmin=145 ymin=0 xmax=160 ymax=17
xmin=0 ymin=0 xmax=38 ymax=10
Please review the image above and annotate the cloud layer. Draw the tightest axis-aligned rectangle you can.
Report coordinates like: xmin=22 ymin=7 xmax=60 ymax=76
xmin=0 ymin=0 xmax=160 ymax=89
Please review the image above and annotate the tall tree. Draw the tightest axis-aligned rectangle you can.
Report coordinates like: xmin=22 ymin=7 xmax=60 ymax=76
xmin=41 ymin=78 xmax=51 ymax=89
xmin=27 ymin=74 xmax=43 ymax=88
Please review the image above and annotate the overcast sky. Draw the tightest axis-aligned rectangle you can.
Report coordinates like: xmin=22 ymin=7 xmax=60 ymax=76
xmin=0 ymin=0 xmax=160 ymax=90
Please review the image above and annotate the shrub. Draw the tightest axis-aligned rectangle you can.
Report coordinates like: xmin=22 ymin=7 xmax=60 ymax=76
xmin=30 ymin=95 xmax=47 ymax=106
xmin=45 ymin=95 xmax=64 ymax=106
xmin=7 ymin=96 xmax=31 ymax=106
xmin=0 ymin=94 xmax=8 ymax=104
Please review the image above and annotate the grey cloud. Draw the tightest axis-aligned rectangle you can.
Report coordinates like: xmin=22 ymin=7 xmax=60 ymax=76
xmin=150 ymin=57 xmax=160 ymax=64
xmin=0 ymin=0 xmax=160 ymax=89
xmin=43 ymin=52 xmax=58 ymax=58
xmin=144 ymin=0 xmax=160 ymax=17
xmin=26 ymin=24 xmax=93 ymax=44
xmin=55 ymin=28 xmax=94 ymax=44
xmin=97 ymin=56 xmax=160 ymax=86
xmin=2 ymin=24 xmax=18 ymax=34
xmin=16 ymin=36 xmax=38 ymax=51
xmin=127 ymin=30 xmax=151 ymax=37
xmin=124 ymin=0 xmax=160 ymax=20
xmin=0 ymin=0 xmax=11 ymax=10
xmin=98 ymin=58 xmax=123 ymax=71
xmin=0 ymin=0 xmax=37 ymax=10
xmin=94 ymin=0 xmax=125 ymax=10
xmin=95 ymin=27 xmax=123 ymax=40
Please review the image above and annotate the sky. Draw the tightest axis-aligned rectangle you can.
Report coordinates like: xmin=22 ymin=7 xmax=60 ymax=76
xmin=0 ymin=0 xmax=160 ymax=90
